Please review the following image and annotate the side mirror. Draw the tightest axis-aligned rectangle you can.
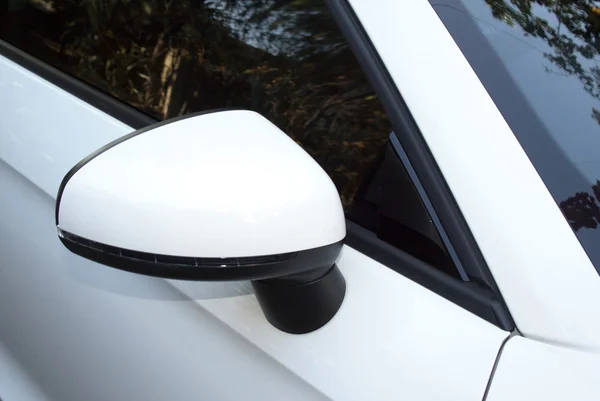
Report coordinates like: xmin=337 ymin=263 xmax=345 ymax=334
xmin=56 ymin=110 xmax=346 ymax=334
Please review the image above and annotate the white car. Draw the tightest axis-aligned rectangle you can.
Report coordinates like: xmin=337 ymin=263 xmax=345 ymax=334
xmin=1 ymin=1 xmax=599 ymax=400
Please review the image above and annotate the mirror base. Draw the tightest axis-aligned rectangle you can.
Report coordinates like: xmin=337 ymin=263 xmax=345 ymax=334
xmin=252 ymin=264 xmax=346 ymax=334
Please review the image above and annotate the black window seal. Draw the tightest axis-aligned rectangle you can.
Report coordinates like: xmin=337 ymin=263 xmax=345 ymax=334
xmin=346 ymin=221 xmax=514 ymax=329
xmin=389 ymin=132 xmax=469 ymax=281
xmin=0 ymin=21 xmax=515 ymax=330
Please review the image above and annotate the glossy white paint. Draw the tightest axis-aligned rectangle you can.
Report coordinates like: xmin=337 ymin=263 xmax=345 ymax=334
xmin=172 ymin=247 xmax=508 ymax=401
xmin=0 ymin=53 xmax=508 ymax=400
xmin=0 ymin=54 xmax=133 ymax=198
xmin=486 ymin=336 xmax=600 ymax=401
xmin=0 ymin=345 xmax=49 ymax=401
xmin=349 ymin=0 xmax=600 ymax=349
xmin=58 ymin=110 xmax=345 ymax=256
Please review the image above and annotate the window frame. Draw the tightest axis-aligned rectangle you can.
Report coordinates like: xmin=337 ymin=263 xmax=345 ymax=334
xmin=327 ymin=0 xmax=513 ymax=328
xmin=0 ymin=1 xmax=514 ymax=329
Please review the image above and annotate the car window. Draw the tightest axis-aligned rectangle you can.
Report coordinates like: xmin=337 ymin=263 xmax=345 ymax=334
xmin=430 ymin=0 xmax=600 ymax=275
xmin=0 ymin=0 xmax=460 ymax=278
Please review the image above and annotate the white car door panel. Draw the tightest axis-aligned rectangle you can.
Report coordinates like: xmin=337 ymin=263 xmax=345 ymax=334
xmin=486 ymin=336 xmax=600 ymax=401
xmin=0 ymin=344 xmax=48 ymax=401
xmin=0 ymin=54 xmax=132 ymax=198
xmin=0 ymin=53 xmax=508 ymax=400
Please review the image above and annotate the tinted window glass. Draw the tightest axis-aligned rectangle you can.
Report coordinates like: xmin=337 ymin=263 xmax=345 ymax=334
xmin=348 ymin=140 xmax=460 ymax=277
xmin=0 ymin=0 xmax=457 ymax=276
xmin=431 ymin=0 xmax=600 ymax=274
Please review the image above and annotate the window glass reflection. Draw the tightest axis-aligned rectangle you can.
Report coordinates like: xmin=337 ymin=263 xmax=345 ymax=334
xmin=432 ymin=0 xmax=600 ymax=273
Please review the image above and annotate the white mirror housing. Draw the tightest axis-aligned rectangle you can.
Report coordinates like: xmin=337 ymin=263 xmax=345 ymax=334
xmin=56 ymin=110 xmax=346 ymax=334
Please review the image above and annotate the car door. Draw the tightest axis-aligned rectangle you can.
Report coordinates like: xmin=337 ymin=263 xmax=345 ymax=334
xmin=0 ymin=1 xmax=512 ymax=400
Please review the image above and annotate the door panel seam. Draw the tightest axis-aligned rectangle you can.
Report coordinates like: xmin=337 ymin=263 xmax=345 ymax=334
xmin=482 ymin=331 xmax=518 ymax=401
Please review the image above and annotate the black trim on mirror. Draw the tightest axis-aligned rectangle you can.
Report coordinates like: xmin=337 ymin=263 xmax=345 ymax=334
xmin=59 ymin=229 xmax=343 ymax=282
xmin=60 ymin=226 xmax=347 ymax=333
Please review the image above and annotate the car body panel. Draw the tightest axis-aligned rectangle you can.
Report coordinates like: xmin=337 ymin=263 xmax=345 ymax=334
xmin=0 ymin=54 xmax=507 ymax=400
xmin=349 ymin=0 xmax=600 ymax=349
xmin=0 ymin=54 xmax=132 ymax=198
xmin=0 ymin=344 xmax=48 ymax=401
xmin=486 ymin=336 xmax=600 ymax=401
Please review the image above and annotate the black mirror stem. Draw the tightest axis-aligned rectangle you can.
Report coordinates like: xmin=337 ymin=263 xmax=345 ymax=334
xmin=252 ymin=264 xmax=346 ymax=334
